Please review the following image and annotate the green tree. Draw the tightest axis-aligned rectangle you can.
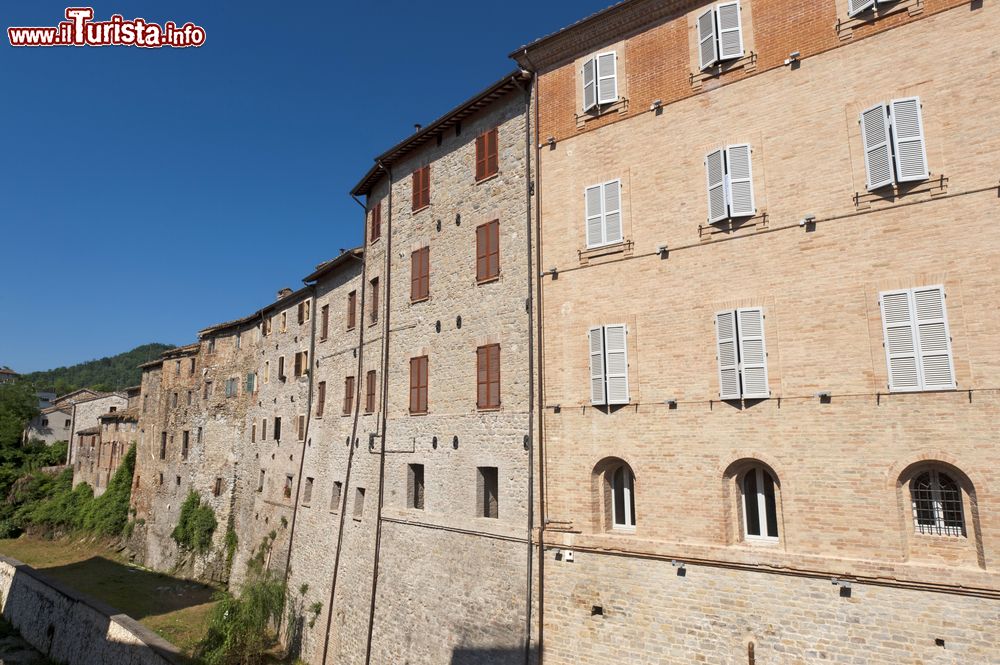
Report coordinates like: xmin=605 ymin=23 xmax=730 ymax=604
xmin=0 ymin=382 xmax=38 ymax=450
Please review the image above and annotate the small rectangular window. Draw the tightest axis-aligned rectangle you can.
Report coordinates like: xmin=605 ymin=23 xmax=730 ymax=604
xmin=280 ymin=312 xmax=287 ymax=332
xmin=365 ymin=370 xmax=377 ymax=414
xmin=189 ymin=358 xmax=196 ymax=375
xmin=316 ymin=381 xmax=326 ymax=417
xmin=181 ymin=431 xmax=189 ymax=460
xmin=261 ymin=418 xmax=267 ymax=441
xmin=408 ymin=464 xmax=425 ymax=510
xmin=159 ymin=432 xmax=167 ymax=460
xmin=175 ymin=360 xmax=181 ymax=375
xmin=187 ymin=390 xmax=193 ymax=406
xmin=274 ymin=416 xmax=282 ymax=441
xmin=475 ymin=128 xmax=499 ymax=181
xmin=258 ymin=469 xmax=265 ymax=492
xmin=343 ymin=376 xmax=355 ymax=415
xmin=411 ymin=247 xmax=430 ymax=302
xmin=320 ymin=304 xmax=329 ymax=341
xmin=331 ymin=481 xmax=343 ymax=512
xmin=284 ymin=474 xmax=293 ymax=499
xmin=369 ymin=278 xmax=379 ymax=324
xmin=297 ymin=414 xmax=305 ymax=441
xmin=203 ymin=381 xmax=213 ymax=399
xmin=303 ymin=477 xmax=314 ymax=504
xmin=476 ymin=220 xmax=500 ymax=282
xmin=477 ymin=467 xmax=499 ymax=519
xmin=370 ymin=201 xmax=382 ymax=242
xmin=294 ymin=351 xmax=309 ymax=378
xmin=197 ymin=427 xmax=203 ymax=444
xmin=264 ymin=361 xmax=270 ymax=384
xmin=251 ymin=423 xmax=257 ymax=443
xmin=213 ymin=477 xmax=222 ymax=497
xmin=354 ymin=487 xmax=366 ymax=519
xmin=171 ymin=392 xmax=178 ymax=408
xmin=477 ymin=344 xmax=501 ymax=409
xmin=278 ymin=356 xmax=286 ymax=380
xmin=409 ymin=356 xmax=428 ymax=414
xmin=347 ymin=291 xmax=357 ymax=330
xmin=412 ymin=165 xmax=430 ymax=211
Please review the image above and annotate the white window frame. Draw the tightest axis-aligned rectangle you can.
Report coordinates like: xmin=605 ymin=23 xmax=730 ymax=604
xmin=584 ymin=179 xmax=623 ymax=249
xmin=741 ymin=467 xmax=778 ymax=542
xmin=610 ymin=465 xmax=636 ymax=531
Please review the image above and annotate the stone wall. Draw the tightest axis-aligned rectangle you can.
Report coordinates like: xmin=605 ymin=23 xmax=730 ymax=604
xmin=0 ymin=555 xmax=183 ymax=665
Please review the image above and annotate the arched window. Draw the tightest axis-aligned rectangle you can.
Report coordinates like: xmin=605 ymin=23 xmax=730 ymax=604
xmin=741 ymin=467 xmax=778 ymax=541
xmin=911 ymin=470 xmax=965 ymax=536
xmin=610 ymin=465 xmax=636 ymax=529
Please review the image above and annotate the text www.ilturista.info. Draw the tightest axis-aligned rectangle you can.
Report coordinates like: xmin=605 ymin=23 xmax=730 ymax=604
xmin=8 ymin=8 xmax=206 ymax=48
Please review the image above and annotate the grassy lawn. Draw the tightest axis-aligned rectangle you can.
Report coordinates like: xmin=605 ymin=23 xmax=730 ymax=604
xmin=0 ymin=535 xmax=218 ymax=657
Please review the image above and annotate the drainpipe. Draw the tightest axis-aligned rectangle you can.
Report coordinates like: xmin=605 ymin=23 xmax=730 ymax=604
xmin=320 ymin=201 xmax=371 ymax=665
xmin=363 ymin=159 xmax=393 ymax=665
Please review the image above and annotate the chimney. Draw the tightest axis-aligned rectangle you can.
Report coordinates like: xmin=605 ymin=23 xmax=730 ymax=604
xmin=277 ymin=287 xmax=293 ymax=300
xmin=414 ymin=123 xmax=422 ymax=132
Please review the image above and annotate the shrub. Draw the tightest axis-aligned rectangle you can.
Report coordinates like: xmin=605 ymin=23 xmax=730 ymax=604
xmin=171 ymin=491 xmax=218 ymax=553
xmin=79 ymin=444 xmax=135 ymax=536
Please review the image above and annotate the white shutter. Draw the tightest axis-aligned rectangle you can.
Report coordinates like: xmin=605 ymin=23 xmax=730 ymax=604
xmin=588 ymin=327 xmax=607 ymax=405
xmin=585 ymin=184 xmax=604 ymax=247
xmin=604 ymin=324 xmax=630 ymax=405
xmin=705 ymin=149 xmax=727 ymax=223
xmin=715 ymin=311 xmax=741 ymax=400
xmin=725 ymin=144 xmax=755 ymax=218
xmin=880 ymin=289 xmax=921 ymax=392
xmin=737 ymin=308 xmax=769 ymax=398
xmin=860 ymin=104 xmax=894 ymax=191
xmin=596 ymin=52 xmax=618 ymax=105
xmin=889 ymin=97 xmax=929 ymax=183
xmin=582 ymin=57 xmax=597 ymax=112
xmin=912 ymin=286 xmax=955 ymax=390
xmin=848 ymin=0 xmax=876 ymax=17
xmin=716 ymin=2 xmax=744 ymax=61
xmin=603 ymin=180 xmax=622 ymax=244
xmin=697 ymin=8 xmax=719 ymax=70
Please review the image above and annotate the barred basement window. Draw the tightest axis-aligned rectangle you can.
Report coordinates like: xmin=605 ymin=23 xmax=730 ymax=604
xmin=408 ymin=464 xmax=425 ymax=510
xmin=477 ymin=466 xmax=499 ymax=519
xmin=911 ymin=470 xmax=965 ymax=537
xmin=741 ymin=467 xmax=779 ymax=541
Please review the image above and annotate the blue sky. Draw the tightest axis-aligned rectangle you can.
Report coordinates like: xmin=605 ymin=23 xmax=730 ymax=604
xmin=0 ymin=1 xmax=610 ymax=372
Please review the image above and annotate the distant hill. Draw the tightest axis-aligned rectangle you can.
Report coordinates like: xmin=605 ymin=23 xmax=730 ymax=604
xmin=22 ymin=344 xmax=174 ymax=394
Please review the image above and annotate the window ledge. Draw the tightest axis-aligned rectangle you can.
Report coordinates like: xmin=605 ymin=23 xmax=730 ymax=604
xmin=369 ymin=236 xmax=381 ymax=245
xmin=699 ymin=212 xmax=768 ymax=240
xmin=611 ymin=526 xmax=636 ymax=534
xmin=691 ymin=53 xmax=757 ymax=91
xmin=836 ymin=0 xmax=923 ymax=40
xmin=409 ymin=411 xmax=428 ymax=417
xmin=576 ymin=97 xmax=629 ymax=128
xmin=854 ymin=174 xmax=948 ymax=211
xmin=743 ymin=536 xmax=780 ymax=545
xmin=579 ymin=239 xmax=633 ymax=265
xmin=476 ymin=405 xmax=502 ymax=413
xmin=412 ymin=204 xmax=430 ymax=215
xmin=410 ymin=296 xmax=430 ymax=305
xmin=475 ymin=172 xmax=500 ymax=185
xmin=477 ymin=274 xmax=501 ymax=286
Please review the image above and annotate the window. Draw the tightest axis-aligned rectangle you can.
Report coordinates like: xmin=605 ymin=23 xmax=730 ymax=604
xmin=714 ymin=308 xmax=769 ymax=400
xmin=910 ymin=469 xmax=965 ymax=537
xmin=741 ymin=467 xmax=779 ymax=541
xmin=236 ymin=331 xmax=242 ymax=349
xmin=343 ymin=376 xmax=355 ymax=415
xmin=879 ymin=286 xmax=954 ymax=392
xmin=705 ymin=144 xmax=755 ymax=223
xmin=370 ymin=201 xmax=381 ymax=242
xmin=158 ymin=472 xmax=163 ymax=486
xmin=258 ymin=469 xmax=265 ymax=492
xmin=409 ymin=356 xmax=428 ymax=414
xmin=171 ymin=392 xmax=178 ymax=408
xmin=175 ymin=360 xmax=181 ymax=375
xmin=582 ymin=51 xmax=617 ymax=112
xmin=252 ymin=423 xmax=257 ymax=443
xmin=610 ymin=464 xmax=636 ymax=530
xmin=411 ymin=247 xmax=430 ymax=302
xmin=225 ymin=377 xmax=238 ymax=398
xmin=65 ymin=419 xmax=71 ymax=428
xmin=320 ymin=304 xmax=329 ymax=341
xmin=476 ymin=220 xmax=500 ymax=282
xmin=347 ymin=291 xmax=357 ymax=329
xmin=181 ymin=431 xmax=189 ymax=460
xmin=294 ymin=351 xmax=309 ymax=378
xmin=297 ymin=300 xmax=310 ymax=325
xmin=331 ymin=481 xmax=343 ymax=511
xmin=159 ymin=432 xmax=167 ymax=460
xmin=412 ymin=165 xmax=430 ymax=211
xmin=316 ymin=381 xmax=326 ymax=417
xmin=261 ymin=418 xmax=267 ymax=440
xmin=477 ymin=344 xmax=501 ymax=410
xmin=203 ymin=381 xmax=213 ymax=399
xmin=274 ymin=416 xmax=281 ymax=441
xmin=408 ymin=464 xmax=425 ymax=510
xmin=354 ymin=487 xmax=366 ymax=519
xmin=213 ymin=477 xmax=222 ymax=497
xmin=263 ymin=317 xmax=272 ymax=336
xmin=697 ymin=1 xmax=744 ymax=70
xmin=176 ymin=475 xmax=181 ymax=487
xmin=297 ymin=415 xmax=306 ymax=441
xmin=584 ymin=180 xmax=622 ymax=248
xmin=278 ymin=356 xmax=286 ymax=380
xmin=849 ymin=0 xmax=897 ymax=17
xmin=303 ymin=477 xmax=314 ymax=505
xmin=475 ymin=128 xmax=499 ymax=181
xmin=41 ymin=418 xmax=48 ymax=427
xmin=284 ymin=474 xmax=293 ymax=499
xmin=477 ymin=467 xmax=499 ymax=519
xmin=245 ymin=372 xmax=256 ymax=394
xmin=197 ymin=427 xmax=202 ymax=444
xmin=365 ymin=370 xmax=376 ymax=414
xmin=186 ymin=390 xmax=193 ymax=406
xmin=369 ymin=278 xmax=379 ymax=324
xmin=588 ymin=324 xmax=629 ymax=406
xmin=189 ymin=358 xmax=195 ymax=375
xmin=860 ymin=97 xmax=928 ymax=191
xmin=264 ymin=361 xmax=270 ymax=384
xmin=280 ymin=312 xmax=287 ymax=332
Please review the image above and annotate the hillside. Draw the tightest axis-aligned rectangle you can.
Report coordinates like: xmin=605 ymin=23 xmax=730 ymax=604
xmin=22 ymin=344 xmax=174 ymax=394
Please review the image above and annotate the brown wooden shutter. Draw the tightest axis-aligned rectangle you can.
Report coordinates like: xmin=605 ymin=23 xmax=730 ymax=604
xmin=477 ymin=220 xmax=500 ymax=282
xmin=412 ymin=167 xmax=429 ymax=211
xmin=347 ymin=291 xmax=356 ymax=329
xmin=412 ymin=170 xmax=420 ymax=211
xmin=366 ymin=370 xmax=376 ymax=413
xmin=477 ymin=344 xmax=501 ymax=409
xmin=410 ymin=356 xmax=428 ymax=413
xmin=297 ymin=415 xmax=305 ymax=441
xmin=370 ymin=201 xmax=381 ymax=242
xmin=343 ymin=376 xmax=355 ymax=415
xmin=411 ymin=247 xmax=429 ymax=301
xmin=475 ymin=134 xmax=487 ymax=181
xmin=370 ymin=278 xmax=379 ymax=323
xmin=316 ymin=381 xmax=326 ymax=417
xmin=486 ymin=128 xmax=498 ymax=177
xmin=321 ymin=304 xmax=329 ymax=340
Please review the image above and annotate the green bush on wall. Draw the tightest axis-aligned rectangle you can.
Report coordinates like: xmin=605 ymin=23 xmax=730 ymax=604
xmin=171 ymin=491 xmax=218 ymax=553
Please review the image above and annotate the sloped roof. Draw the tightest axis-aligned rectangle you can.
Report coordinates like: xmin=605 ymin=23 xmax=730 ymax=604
xmin=302 ymin=247 xmax=364 ymax=284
